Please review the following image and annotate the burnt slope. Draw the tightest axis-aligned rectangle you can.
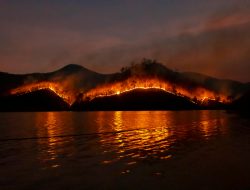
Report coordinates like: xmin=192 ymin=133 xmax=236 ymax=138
xmin=231 ymin=90 xmax=250 ymax=111
xmin=71 ymin=88 xmax=200 ymax=111
xmin=0 ymin=89 xmax=69 ymax=111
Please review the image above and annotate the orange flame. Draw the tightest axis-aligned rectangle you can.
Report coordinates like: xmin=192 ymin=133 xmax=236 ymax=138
xmin=10 ymin=82 xmax=75 ymax=105
xmin=9 ymin=77 xmax=231 ymax=107
xmin=83 ymin=77 xmax=229 ymax=104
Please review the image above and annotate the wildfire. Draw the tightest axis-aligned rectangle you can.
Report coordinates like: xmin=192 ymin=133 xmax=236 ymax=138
xmin=10 ymin=82 xmax=74 ymax=105
xmin=83 ymin=77 xmax=229 ymax=104
xmin=9 ymin=77 xmax=231 ymax=107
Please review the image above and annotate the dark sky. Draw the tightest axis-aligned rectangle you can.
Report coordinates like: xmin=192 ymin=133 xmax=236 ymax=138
xmin=0 ymin=0 xmax=250 ymax=81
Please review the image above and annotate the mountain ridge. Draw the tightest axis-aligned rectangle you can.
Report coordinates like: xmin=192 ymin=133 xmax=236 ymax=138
xmin=0 ymin=59 xmax=249 ymax=111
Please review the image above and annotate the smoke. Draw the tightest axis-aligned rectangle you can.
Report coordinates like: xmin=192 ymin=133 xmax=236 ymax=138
xmin=74 ymin=5 xmax=250 ymax=82
xmin=0 ymin=1 xmax=249 ymax=82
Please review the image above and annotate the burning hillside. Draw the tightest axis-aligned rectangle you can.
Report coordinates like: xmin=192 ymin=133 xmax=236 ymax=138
xmin=1 ymin=59 xmax=248 ymax=111
xmin=72 ymin=88 xmax=200 ymax=111
xmin=10 ymin=82 xmax=75 ymax=105
xmin=8 ymin=75 xmax=230 ymax=109
xmin=0 ymin=89 xmax=69 ymax=111
xmin=81 ymin=77 xmax=229 ymax=104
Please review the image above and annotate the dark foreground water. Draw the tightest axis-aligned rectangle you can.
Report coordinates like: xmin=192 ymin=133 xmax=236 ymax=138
xmin=0 ymin=111 xmax=250 ymax=190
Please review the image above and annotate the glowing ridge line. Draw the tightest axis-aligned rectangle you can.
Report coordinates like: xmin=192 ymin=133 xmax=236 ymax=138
xmin=10 ymin=84 xmax=73 ymax=105
xmin=87 ymin=86 xmax=199 ymax=104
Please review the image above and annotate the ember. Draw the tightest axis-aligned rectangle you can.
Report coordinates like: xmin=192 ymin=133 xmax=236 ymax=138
xmin=10 ymin=82 xmax=74 ymax=105
xmin=83 ymin=77 xmax=229 ymax=104
xmin=9 ymin=77 xmax=231 ymax=107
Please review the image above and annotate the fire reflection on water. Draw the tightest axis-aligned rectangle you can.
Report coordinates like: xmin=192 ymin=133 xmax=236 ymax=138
xmin=35 ymin=112 xmax=73 ymax=169
xmin=97 ymin=111 xmax=228 ymax=165
xmin=199 ymin=111 xmax=228 ymax=139
xmin=97 ymin=111 xmax=174 ymax=164
xmin=33 ymin=111 xmax=228 ymax=169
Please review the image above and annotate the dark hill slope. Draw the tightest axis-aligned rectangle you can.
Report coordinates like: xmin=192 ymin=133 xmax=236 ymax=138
xmin=231 ymin=89 xmax=250 ymax=111
xmin=71 ymin=88 xmax=199 ymax=111
xmin=0 ymin=89 xmax=69 ymax=111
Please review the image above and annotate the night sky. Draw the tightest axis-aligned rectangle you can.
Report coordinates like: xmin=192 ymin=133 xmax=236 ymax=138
xmin=0 ymin=0 xmax=250 ymax=81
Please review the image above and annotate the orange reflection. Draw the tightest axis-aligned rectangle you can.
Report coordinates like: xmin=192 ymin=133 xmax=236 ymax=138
xmin=97 ymin=111 xmax=229 ymax=165
xmin=198 ymin=110 xmax=228 ymax=139
xmin=97 ymin=111 xmax=172 ymax=164
xmin=35 ymin=112 xmax=65 ymax=168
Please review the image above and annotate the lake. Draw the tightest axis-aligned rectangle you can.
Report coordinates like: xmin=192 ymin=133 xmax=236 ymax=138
xmin=0 ymin=111 xmax=250 ymax=189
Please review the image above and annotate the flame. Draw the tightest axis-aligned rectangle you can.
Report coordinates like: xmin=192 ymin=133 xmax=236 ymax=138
xmin=9 ymin=77 xmax=231 ymax=107
xmin=83 ymin=77 xmax=229 ymax=104
xmin=10 ymin=82 xmax=74 ymax=105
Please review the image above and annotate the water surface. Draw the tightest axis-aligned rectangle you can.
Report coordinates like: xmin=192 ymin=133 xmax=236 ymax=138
xmin=0 ymin=111 xmax=250 ymax=189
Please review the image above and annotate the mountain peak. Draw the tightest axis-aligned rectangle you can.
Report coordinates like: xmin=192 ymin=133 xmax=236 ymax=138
xmin=59 ymin=64 xmax=84 ymax=72
xmin=54 ymin=64 xmax=102 ymax=76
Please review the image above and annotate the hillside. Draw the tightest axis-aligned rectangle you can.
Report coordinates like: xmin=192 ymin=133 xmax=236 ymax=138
xmin=0 ymin=60 xmax=249 ymax=111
